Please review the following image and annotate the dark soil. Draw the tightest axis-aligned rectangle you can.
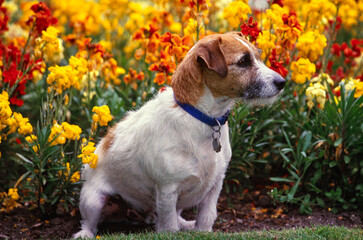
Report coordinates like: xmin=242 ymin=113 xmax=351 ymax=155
xmin=1 ymin=190 xmax=362 ymax=240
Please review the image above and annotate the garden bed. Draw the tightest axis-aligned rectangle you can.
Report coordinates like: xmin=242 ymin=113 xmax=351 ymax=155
xmin=1 ymin=191 xmax=361 ymax=240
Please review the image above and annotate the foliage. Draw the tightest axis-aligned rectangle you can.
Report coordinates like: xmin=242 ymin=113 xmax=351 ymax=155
xmin=0 ymin=0 xmax=362 ymax=215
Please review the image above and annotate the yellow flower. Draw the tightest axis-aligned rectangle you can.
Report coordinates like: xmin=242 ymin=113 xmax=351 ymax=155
xmin=183 ymin=18 xmax=204 ymax=41
xmin=49 ymin=122 xmax=82 ymax=145
xmin=223 ymin=0 xmax=251 ymax=29
xmin=8 ymin=188 xmax=19 ymax=201
xmin=0 ymin=188 xmax=20 ymax=213
xmin=101 ymin=58 xmax=125 ymax=85
xmin=49 ymin=123 xmax=66 ymax=145
xmin=78 ymin=142 xmax=98 ymax=168
xmin=70 ymin=171 xmax=81 ymax=183
xmin=92 ymin=105 xmax=112 ymax=126
xmin=69 ymin=56 xmax=89 ymax=81
xmin=296 ymin=31 xmax=327 ymax=62
xmin=354 ymin=81 xmax=363 ymax=98
xmin=26 ymin=134 xmax=39 ymax=153
xmin=0 ymin=91 xmax=12 ymax=132
xmin=13 ymin=113 xmax=33 ymax=135
xmin=290 ymin=58 xmax=316 ymax=84
xmin=61 ymin=122 xmax=82 ymax=141
xmin=306 ymin=82 xmax=327 ymax=109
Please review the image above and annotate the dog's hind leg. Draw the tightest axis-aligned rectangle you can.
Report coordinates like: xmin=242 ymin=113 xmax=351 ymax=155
xmin=73 ymin=182 xmax=107 ymax=239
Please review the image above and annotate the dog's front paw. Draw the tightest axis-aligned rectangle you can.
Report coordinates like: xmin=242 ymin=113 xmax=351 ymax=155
xmin=72 ymin=229 xmax=95 ymax=239
xmin=195 ymin=224 xmax=213 ymax=232
xmin=156 ymin=221 xmax=180 ymax=232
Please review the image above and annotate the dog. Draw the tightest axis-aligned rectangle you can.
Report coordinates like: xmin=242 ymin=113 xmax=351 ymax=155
xmin=73 ymin=32 xmax=285 ymax=238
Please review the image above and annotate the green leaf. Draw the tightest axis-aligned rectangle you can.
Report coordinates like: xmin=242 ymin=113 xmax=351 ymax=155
xmin=270 ymin=177 xmax=295 ymax=183
xmin=16 ymin=153 xmax=34 ymax=165
xmin=316 ymin=197 xmax=325 ymax=207
xmin=344 ymin=155 xmax=350 ymax=164
xmin=334 ymin=138 xmax=343 ymax=147
xmin=329 ymin=161 xmax=338 ymax=168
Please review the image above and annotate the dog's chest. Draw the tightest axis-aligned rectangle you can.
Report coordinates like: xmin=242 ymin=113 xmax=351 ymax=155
xmin=176 ymin=139 xmax=230 ymax=208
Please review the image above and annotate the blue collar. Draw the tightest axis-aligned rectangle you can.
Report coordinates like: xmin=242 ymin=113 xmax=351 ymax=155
xmin=174 ymin=96 xmax=230 ymax=127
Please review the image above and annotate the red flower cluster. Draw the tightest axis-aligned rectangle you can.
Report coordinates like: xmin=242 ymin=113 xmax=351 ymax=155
xmin=26 ymin=2 xmax=58 ymax=36
xmin=0 ymin=43 xmax=43 ymax=106
xmin=268 ymin=49 xmax=288 ymax=78
xmin=0 ymin=0 xmax=9 ymax=34
xmin=331 ymin=39 xmax=362 ymax=64
xmin=240 ymin=17 xmax=261 ymax=43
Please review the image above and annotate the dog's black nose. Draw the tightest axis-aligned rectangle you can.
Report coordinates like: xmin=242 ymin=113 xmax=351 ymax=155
xmin=273 ymin=76 xmax=286 ymax=90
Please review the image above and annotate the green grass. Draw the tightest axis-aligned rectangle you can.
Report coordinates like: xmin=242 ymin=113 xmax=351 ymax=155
xmin=93 ymin=225 xmax=363 ymax=240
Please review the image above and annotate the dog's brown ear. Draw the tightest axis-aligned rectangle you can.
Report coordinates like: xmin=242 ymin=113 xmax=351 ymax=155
xmin=196 ymin=37 xmax=227 ymax=78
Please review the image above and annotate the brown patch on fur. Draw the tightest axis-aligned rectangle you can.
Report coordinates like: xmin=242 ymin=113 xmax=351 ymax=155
xmin=101 ymin=126 xmax=116 ymax=153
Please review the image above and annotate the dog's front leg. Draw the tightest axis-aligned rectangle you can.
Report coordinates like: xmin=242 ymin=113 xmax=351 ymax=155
xmin=195 ymin=175 xmax=224 ymax=231
xmin=155 ymin=183 xmax=180 ymax=232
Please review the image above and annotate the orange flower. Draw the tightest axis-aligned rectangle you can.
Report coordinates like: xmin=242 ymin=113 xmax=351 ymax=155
xmin=160 ymin=32 xmax=192 ymax=62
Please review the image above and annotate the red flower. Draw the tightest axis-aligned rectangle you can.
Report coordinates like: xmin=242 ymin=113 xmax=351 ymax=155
xmin=0 ymin=0 xmax=9 ymax=34
xmin=331 ymin=43 xmax=341 ymax=57
xmin=26 ymin=2 xmax=58 ymax=36
xmin=240 ymin=17 xmax=261 ymax=43
xmin=268 ymin=49 xmax=288 ymax=78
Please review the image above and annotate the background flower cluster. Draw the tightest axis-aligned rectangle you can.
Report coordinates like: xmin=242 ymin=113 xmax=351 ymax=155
xmin=0 ymin=0 xmax=362 ymax=214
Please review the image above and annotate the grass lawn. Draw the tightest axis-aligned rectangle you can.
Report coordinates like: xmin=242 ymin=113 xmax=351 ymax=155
xmin=94 ymin=225 xmax=363 ymax=240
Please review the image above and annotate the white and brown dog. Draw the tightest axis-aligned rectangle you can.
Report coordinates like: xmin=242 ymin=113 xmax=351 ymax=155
xmin=73 ymin=32 xmax=285 ymax=238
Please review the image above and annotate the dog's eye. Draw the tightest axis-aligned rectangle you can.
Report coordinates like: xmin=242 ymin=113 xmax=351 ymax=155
xmin=237 ymin=53 xmax=251 ymax=68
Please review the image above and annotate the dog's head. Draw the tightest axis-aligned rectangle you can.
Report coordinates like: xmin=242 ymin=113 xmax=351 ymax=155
xmin=172 ymin=32 xmax=285 ymax=106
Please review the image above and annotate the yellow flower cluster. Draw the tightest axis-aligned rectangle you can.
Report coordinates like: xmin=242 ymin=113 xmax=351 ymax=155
xmin=78 ymin=141 xmax=98 ymax=168
xmin=257 ymin=31 xmax=277 ymax=60
xmin=12 ymin=113 xmax=33 ymax=135
xmin=306 ymin=82 xmax=327 ymax=109
xmin=296 ymin=31 xmax=327 ymax=62
xmin=290 ymin=58 xmax=316 ymax=84
xmin=335 ymin=78 xmax=363 ymax=99
xmin=49 ymin=122 xmax=82 ymax=145
xmin=338 ymin=0 xmax=360 ymax=29
xmin=92 ymin=105 xmax=112 ymax=126
xmin=0 ymin=92 xmax=12 ymax=142
xmin=263 ymin=4 xmax=288 ymax=31
xmin=46 ymin=55 xmax=88 ymax=94
xmin=301 ymin=0 xmax=337 ymax=31
xmin=0 ymin=188 xmax=20 ymax=213
xmin=60 ymin=162 xmax=80 ymax=183
xmin=36 ymin=26 xmax=64 ymax=64
xmin=223 ymin=0 xmax=251 ymax=29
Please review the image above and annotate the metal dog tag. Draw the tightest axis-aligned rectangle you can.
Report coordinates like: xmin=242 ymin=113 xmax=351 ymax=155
xmin=212 ymin=138 xmax=222 ymax=152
